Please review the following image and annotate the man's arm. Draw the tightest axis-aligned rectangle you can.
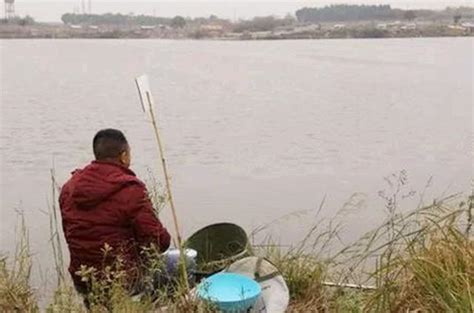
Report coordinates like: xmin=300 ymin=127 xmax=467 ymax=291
xmin=125 ymin=183 xmax=171 ymax=252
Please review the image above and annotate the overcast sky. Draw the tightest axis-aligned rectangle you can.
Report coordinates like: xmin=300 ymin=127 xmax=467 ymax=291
xmin=3 ymin=0 xmax=473 ymax=22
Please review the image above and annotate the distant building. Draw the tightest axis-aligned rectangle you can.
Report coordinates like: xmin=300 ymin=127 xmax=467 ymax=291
xmin=201 ymin=24 xmax=224 ymax=31
xmin=387 ymin=21 xmax=401 ymax=28
xmin=448 ymin=25 xmax=465 ymax=30
xmin=401 ymin=23 xmax=417 ymax=30
xmin=200 ymin=24 xmax=225 ymax=37
xmin=461 ymin=22 xmax=474 ymax=32
xmin=158 ymin=24 xmax=171 ymax=30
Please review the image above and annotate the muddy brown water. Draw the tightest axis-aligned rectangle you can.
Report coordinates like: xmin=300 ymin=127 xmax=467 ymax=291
xmin=0 ymin=38 xmax=472 ymax=292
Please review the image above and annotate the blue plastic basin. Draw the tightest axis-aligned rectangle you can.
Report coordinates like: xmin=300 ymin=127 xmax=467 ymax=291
xmin=196 ymin=273 xmax=261 ymax=312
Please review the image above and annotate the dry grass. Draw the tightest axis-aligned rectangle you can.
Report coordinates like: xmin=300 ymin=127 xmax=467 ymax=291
xmin=257 ymin=187 xmax=473 ymax=312
xmin=269 ymin=251 xmax=327 ymax=311
xmin=0 ymin=214 xmax=39 ymax=312
xmin=366 ymin=195 xmax=472 ymax=312
xmin=391 ymin=228 xmax=473 ymax=312
xmin=1 ymin=185 xmax=472 ymax=312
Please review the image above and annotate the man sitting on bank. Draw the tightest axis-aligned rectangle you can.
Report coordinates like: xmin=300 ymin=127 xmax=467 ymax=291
xmin=59 ymin=128 xmax=171 ymax=298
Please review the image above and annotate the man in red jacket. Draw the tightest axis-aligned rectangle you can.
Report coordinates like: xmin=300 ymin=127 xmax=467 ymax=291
xmin=59 ymin=128 xmax=171 ymax=295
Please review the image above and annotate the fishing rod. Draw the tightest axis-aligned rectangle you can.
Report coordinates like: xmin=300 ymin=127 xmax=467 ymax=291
xmin=135 ymin=75 xmax=189 ymax=290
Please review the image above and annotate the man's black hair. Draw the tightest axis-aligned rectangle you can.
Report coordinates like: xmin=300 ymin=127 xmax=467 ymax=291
xmin=93 ymin=129 xmax=128 ymax=160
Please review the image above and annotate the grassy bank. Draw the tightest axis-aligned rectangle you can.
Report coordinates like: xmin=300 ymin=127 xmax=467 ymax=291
xmin=1 ymin=186 xmax=472 ymax=312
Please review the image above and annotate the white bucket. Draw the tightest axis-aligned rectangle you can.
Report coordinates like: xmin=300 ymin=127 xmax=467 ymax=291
xmin=163 ymin=248 xmax=198 ymax=276
xmin=226 ymin=257 xmax=289 ymax=313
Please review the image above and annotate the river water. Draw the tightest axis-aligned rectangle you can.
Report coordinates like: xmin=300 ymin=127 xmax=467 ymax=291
xmin=0 ymin=38 xmax=472 ymax=290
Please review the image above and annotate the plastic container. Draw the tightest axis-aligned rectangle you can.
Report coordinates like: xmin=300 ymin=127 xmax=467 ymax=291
xmin=196 ymin=272 xmax=261 ymax=312
xmin=162 ymin=248 xmax=197 ymax=284
xmin=186 ymin=223 xmax=251 ymax=277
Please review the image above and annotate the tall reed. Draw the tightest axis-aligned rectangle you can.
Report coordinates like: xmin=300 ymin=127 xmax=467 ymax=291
xmin=1 ymin=173 xmax=472 ymax=312
xmin=0 ymin=213 xmax=38 ymax=312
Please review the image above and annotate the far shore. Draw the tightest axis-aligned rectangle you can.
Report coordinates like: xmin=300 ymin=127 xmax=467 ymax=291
xmin=1 ymin=21 xmax=473 ymax=40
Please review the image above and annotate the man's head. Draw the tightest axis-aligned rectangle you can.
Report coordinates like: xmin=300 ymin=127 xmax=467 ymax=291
xmin=93 ymin=129 xmax=131 ymax=168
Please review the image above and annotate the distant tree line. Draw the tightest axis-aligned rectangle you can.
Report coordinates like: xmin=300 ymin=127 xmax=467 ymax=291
xmin=295 ymin=4 xmax=474 ymax=23
xmin=0 ymin=15 xmax=35 ymax=26
xmin=296 ymin=5 xmax=401 ymax=23
xmin=396 ymin=7 xmax=474 ymax=23
xmin=61 ymin=13 xmax=242 ymax=29
xmin=61 ymin=13 xmax=187 ymax=28
xmin=232 ymin=15 xmax=295 ymax=33
xmin=60 ymin=5 xmax=474 ymax=32
xmin=192 ymin=14 xmax=229 ymax=26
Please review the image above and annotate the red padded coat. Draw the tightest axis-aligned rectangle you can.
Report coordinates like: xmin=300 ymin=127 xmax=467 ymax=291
xmin=59 ymin=161 xmax=170 ymax=288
